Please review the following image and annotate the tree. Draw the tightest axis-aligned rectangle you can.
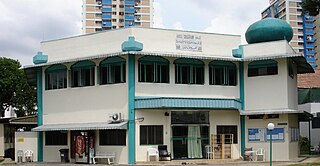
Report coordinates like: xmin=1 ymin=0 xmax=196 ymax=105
xmin=302 ymin=0 xmax=320 ymax=16
xmin=0 ymin=57 xmax=37 ymax=117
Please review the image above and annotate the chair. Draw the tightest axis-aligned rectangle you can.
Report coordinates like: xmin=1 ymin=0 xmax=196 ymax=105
xmin=205 ymin=145 xmax=214 ymax=159
xmin=147 ymin=147 xmax=159 ymax=161
xmin=256 ymin=148 xmax=265 ymax=161
xmin=244 ymin=147 xmax=254 ymax=161
xmin=158 ymin=145 xmax=171 ymax=161
xmin=24 ymin=150 xmax=33 ymax=162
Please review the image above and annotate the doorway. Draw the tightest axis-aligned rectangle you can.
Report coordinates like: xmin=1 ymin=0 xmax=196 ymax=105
xmin=70 ymin=131 xmax=95 ymax=163
xmin=171 ymin=111 xmax=209 ymax=159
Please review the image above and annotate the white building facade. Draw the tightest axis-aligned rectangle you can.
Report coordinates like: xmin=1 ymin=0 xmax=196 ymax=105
xmin=25 ymin=22 xmax=313 ymax=164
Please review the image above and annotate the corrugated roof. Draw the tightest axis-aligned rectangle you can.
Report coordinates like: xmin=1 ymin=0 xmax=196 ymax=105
xmin=32 ymin=121 xmax=127 ymax=131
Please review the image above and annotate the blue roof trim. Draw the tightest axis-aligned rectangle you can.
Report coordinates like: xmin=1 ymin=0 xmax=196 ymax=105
xmin=135 ymin=97 xmax=241 ymax=110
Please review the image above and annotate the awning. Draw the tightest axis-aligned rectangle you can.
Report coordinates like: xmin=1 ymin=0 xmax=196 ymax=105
xmin=32 ymin=121 xmax=127 ymax=132
xmin=239 ymin=109 xmax=304 ymax=115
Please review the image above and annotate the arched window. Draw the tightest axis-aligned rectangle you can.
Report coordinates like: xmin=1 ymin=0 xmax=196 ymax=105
xmin=71 ymin=60 xmax=95 ymax=87
xmin=174 ymin=58 xmax=204 ymax=84
xmin=138 ymin=56 xmax=169 ymax=83
xmin=100 ymin=56 xmax=126 ymax=85
xmin=45 ymin=64 xmax=67 ymax=90
xmin=209 ymin=61 xmax=237 ymax=86
xmin=248 ymin=60 xmax=278 ymax=77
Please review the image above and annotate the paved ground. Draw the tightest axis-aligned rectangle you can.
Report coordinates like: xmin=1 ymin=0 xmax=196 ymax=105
xmin=1 ymin=157 xmax=320 ymax=166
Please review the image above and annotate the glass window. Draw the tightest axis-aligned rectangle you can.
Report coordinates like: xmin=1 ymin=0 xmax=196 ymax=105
xmin=45 ymin=65 xmax=67 ymax=90
xmin=71 ymin=60 xmax=95 ymax=87
xmin=174 ymin=58 xmax=204 ymax=84
xmin=217 ymin=125 xmax=238 ymax=144
xmin=45 ymin=131 xmax=67 ymax=145
xmin=100 ymin=56 xmax=126 ymax=85
xmin=140 ymin=125 xmax=163 ymax=145
xmin=248 ymin=60 xmax=278 ymax=77
xmin=99 ymin=129 xmax=126 ymax=145
xmin=138 ymin=56 xmax=169 ymax=83
xmin=209 ymin=61 xmax=237 ymax=86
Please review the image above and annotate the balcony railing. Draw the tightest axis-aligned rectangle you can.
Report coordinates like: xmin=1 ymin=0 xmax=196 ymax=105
xmin=125 ymin=0 xmax=134 ymax=5
xmin=125 ymin=8 xmax=135 ymax=13
xmin=102 ymin=14 xmax=112 ymax=20
xmin=102 ymin=0 xmax=112 ymax=4
xmin=125 ymin=15 xmax=134 ymax=20
xmin=102 ymin=7 xmax=112 ymax=13
xmin=102 ymin=21 xmax=112 ymax=27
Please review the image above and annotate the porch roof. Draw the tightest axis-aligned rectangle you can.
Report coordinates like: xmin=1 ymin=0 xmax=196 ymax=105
xmin=32 ymin=121 xmax=127 ymax=132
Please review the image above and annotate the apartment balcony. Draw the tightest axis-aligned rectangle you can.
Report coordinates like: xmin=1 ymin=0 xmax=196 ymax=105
xmin=125 ymin=8 xmax=135 ymax=13
xmin=305 ymin=30 xmax=314 ymax=35
xmin=305 ymin=43 xmax=314 ymax=48
xmin=125 ymin=15 xmax=134 ymax=20
xmin=102 ymin=21 xmax=112 ymax=27
xmin=102 ymin=0 xmax=112 ymax=4
xmin=125 ymin=0 xmax=135 ymax=6
xmin=125 ymin=21 xmax=134 ymax=27
xmin=102 ymin=7 xmax=112 ymax=13
xmin=102 ymin=14 xmax=112 ymax=20
xmin=306 ymin=50 xmax=315 ymax=55
xmin=305 ymin=23 xmax=314 ymax=29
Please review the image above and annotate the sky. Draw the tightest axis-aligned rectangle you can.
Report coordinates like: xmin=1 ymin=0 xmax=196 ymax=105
xmin=0 ymin=0 xmax=270 ymax=66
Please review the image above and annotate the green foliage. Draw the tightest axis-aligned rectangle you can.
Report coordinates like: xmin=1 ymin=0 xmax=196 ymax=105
xmin=0 ymin=57 xmax=37 ymax=117
xmin=299 ymin=136 xmax=310 ymax=152
xmin=302 ymin=0 xmax=320 ymax=16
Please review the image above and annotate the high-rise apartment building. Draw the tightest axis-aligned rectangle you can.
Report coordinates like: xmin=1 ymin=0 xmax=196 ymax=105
xmin=314 ymin=15 xmax=320 ymax=67
xmin=261 ymin=0 xmax=316 ymax=68
xmin=82 ymin=0 xmax=153 ymax=34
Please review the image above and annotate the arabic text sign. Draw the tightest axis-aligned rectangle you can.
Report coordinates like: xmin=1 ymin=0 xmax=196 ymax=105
xmin=176 ymin=34 xmax=202 ymax=52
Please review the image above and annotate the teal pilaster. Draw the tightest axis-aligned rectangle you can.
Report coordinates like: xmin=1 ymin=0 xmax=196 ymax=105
xmin=237 ymin=46 xmax=246 ymax=157
xmin=270 ymin=130 xmax=273 ymax=166
xmin=37 ymin=67 xmax=43 ymax=162
xmin=128 ymin=54 xmax=135 ymax=164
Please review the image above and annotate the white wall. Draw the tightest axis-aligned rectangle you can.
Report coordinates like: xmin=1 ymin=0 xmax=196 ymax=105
xmin=245 ymin=114 xmax=299 ymax=161
xmin=210 ymin=110 xmax=241 ymax=159
xmin=42 ymin=27 xmax=241 ymax=64
xmin=15 ymin=132 xmax=38 ymax=162
xmin=0 ymin=124 xmax=4 ymax=158
xmin=95 ymin=130 xmax=128 ymax=164
xmin=135 ymin=56 xmax=239 ymax=99
xmin=43 ymin=132 xmax=69 ymax=162
xmin=244 ymin=59 xmax=290 ymax=111
xmin=135 ymin=110 xmax=169 ymax=162
xmin=287 ymin=59 xmax=298 ymax=110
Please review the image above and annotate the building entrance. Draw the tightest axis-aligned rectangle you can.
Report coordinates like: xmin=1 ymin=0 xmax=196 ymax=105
xmin=171 ymin=111 xmax=209 ymax=159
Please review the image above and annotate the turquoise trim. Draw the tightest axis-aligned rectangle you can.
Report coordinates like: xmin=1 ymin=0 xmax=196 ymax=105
xmin=33 ymin=52 xmax=48 ymax=65
xmin=174 ymin=58 xmax=204 ymax=65
xmin=248 ymin=60 xmax=278 ymax=68
xmin=209 ymin=61 xmax=236 ymax=67
xmin=71 ymin=60 xmax=95 ymax=69
xmin=135 ymin=97 xmax=241 ymax=110
xmin=239 ymin=61 xmax=245 ymax=157
xmin=138 ymin=55 xmax=169 ymax=63
xmin=45 ymin=64 xmax=67 ymax=72
xmin=100 ymin=56 xmax=126 ymax=66
xmin=122 ymin=36 xmax=143 ymax=52
xmin=232 ymin=46 xmax=243 ymax=58
xmin=37 ymin=67 xmax=43 ymax=161
xmin=128 ymin=54 xmax=135 ymax=164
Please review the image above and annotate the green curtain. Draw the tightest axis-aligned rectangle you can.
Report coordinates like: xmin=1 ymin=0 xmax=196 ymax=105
xmin=187 ymin=126 xmax=203 ymax=158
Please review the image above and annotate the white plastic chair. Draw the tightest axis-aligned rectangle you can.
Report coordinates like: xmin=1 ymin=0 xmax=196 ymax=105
xmin=255 ymin=148 xmax=265 ymax=161
xmin=24 ymin=150 xmax=33 ymax=162
xmin=205 ymin=145 xmax=214 ymax=159
xmin=147 ymin=147 xmax=159 ymax=161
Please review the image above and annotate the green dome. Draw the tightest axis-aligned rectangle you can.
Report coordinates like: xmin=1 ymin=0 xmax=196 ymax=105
xmin=245 ymin=18 xmax=293 ymax=44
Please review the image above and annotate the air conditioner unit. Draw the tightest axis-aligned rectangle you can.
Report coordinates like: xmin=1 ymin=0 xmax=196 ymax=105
xmin=110 ymin=113 xmax=123 ymax=123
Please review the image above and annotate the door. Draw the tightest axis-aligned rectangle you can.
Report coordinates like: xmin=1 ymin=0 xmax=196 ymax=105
xmin=70 ymin=131 xmax=95 ymax=163
xmin=172 ymin=125 xmax=209 ymax=159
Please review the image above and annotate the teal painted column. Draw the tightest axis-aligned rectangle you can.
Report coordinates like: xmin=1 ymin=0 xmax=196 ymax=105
xmin=128 ymin=54 xmax=135 ymax=164
xmin=239 ymin=61 xmax=246 ymax=157
xmin=37 ymin=67 xmax=43 ymax=162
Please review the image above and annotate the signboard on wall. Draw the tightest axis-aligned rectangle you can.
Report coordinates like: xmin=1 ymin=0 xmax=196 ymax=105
xmin=248 ymin=128 xmax=265 ymax=142
xmin=176 ymin=34 xmax=202 ymax=52
xmin=266 ymin=128 xmax=284 ymax=141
